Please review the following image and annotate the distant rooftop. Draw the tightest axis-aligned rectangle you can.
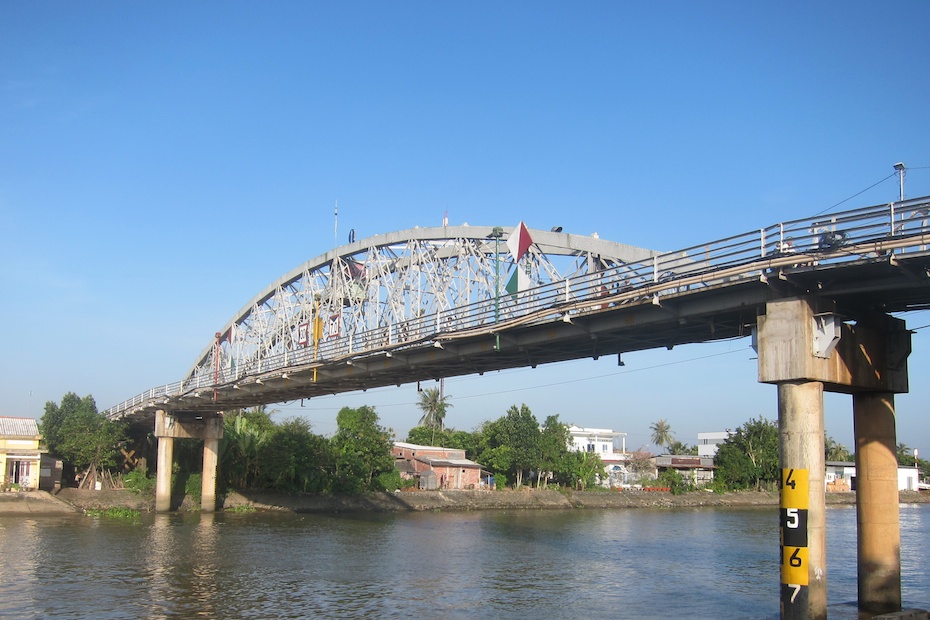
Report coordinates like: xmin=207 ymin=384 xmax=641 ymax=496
xmin=0 ymin=416 xmax=40 ymax=438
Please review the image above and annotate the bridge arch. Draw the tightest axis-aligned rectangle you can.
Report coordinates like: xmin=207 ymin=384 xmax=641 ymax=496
xmin=184 ymin=225 xmax=660 ymax=393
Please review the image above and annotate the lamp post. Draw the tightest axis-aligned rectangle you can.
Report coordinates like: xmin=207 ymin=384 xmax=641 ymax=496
xmin=894 ymin=162 xmax=906 ymax=202
xmin=489 ymin=227 xmax=504 ymax=350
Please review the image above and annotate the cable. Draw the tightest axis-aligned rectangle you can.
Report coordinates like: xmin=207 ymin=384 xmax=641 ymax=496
xmin=813 ymin=172 xmax=897 ymax=217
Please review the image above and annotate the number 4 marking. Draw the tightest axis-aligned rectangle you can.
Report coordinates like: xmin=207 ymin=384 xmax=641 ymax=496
xmin=788 ymin=584 xmax=802 ymax=603
xmin=785 ymin=468 xmax=796 ymax=490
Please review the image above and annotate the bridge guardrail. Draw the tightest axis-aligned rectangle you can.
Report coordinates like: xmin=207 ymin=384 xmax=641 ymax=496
xmin=104 ymin=197 xmax=930 ymax=420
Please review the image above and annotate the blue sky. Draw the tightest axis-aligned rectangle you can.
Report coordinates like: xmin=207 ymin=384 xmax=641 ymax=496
xmin=2 ymin=3 xmax=929 ymax=455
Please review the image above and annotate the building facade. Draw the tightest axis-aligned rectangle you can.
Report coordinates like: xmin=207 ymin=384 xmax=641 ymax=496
xmin=697 ymin=431 xmax=732 ymax=457
xmin=825 ymin=461 xmax=920 ymax=492
xmin=393 ymin=442 xmax=483 ymax=490
xmin=1 ymin=416 xmax=56 ymax=491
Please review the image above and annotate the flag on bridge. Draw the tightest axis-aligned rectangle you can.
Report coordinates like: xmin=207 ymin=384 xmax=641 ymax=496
xmin=505 ymin=268 xmax=531 ymax=298
xmin=507 ymin=221 xmax=533 ymax=261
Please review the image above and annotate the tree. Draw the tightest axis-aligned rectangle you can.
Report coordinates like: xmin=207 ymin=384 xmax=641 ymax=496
xmin=416 ymin=387 xmax=451 ymax=444
xmin=555 ymin=450 xmax=605 ymax=490
xmin=57 ymin=407 xmax=126 ymax=473
xmin=40 ymin=392 xmax=98 ymax=457
xmin=330 ymin=405 xmax=395 ymax=494
xmin=650 ymin=419 xmax=675 ymax=452
xmin=480 ymin=404 xmax=540 ymax=488
xmin=713 ymin=417 xmax=779 ymax=491
xmin=537 ymin=415 xmax=571 ymax=488
xmin=667 ymin=440 xmax=698 ymax=456
xmin=257 ymin=417 xmax=331 ymax=493
xmin=220 ymin=407 xmax=273 ymax=489
xmin=825 ymin=434 xmax=850 ymax=462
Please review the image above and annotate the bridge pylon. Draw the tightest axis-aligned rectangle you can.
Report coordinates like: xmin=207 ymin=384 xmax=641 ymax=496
xmin=757 ymin=297 xmax=910 ymax=619
xmin=154 ymin=410 xmax=224 ymax=512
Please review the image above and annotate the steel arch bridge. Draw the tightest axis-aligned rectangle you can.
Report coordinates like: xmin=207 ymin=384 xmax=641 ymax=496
xmin=105 ymin=198 xmax=930 ymax=422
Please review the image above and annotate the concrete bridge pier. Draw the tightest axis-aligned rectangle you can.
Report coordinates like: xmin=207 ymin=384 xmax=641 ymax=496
xmin=154 ymin=410 xmax=224 ymax=512
xmin=757 ymin=298 xmax=910 ymax=619
xmin=853 ymin=392 xmax=901 ymax=614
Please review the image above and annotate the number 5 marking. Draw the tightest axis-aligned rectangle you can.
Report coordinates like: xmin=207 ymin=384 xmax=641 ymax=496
xmin=786 ymin=508 xmax=799 ymax=529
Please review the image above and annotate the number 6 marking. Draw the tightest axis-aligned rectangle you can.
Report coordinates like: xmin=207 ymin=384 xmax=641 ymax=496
xmin=790 ymin=547 xmax=803 ymax=568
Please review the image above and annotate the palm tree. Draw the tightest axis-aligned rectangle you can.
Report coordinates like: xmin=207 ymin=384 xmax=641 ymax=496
xmin=824 ymin=434 xmax=851 ymax=462
xmin=417 ymin=386 xmax=452 ymax=444
xmin=650 ymin=419 xmax=674 ymax=453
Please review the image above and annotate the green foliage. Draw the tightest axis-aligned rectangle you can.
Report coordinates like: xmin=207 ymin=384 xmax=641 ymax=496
xmin=480 ymin=404 xmax=540 ymax=488
xmin=330 ymin=406 xmax=395 ymax=494
xmin=896 ymin=443 xmax=929 ymax=476
xmin=375 ymin=469 xmax=403 ymax=492
xmin=123 ymin=470 xmax=156 ymax=495
xmin=714 ymin=417 xmax=779 ymax=491
xmin=650 ymin=419 xmax=674 ymax=452
xmin=220 ymin=408 xmax=273 ymax=489
xmin=537 ymin=415 xmax=571 ymax=488
xmin=552 ymin=450 xmax=605 ymax=490
xmin=85 ymin=507 xmax=141 ymax=519
xmin=825 ymin=434 xmax=851 ymax=461
xmin=185 ymin=473 xmax=202 ymax=501
xmin=226 ymin=504 xmax=256 ymax=513
xmin=416 ymin=387 xmax=452 ymax=444
xmin=658 ymin=468 xmax=689 ymax=495
xmin=40 ymin=392 xmax=98 ymax=456
xmin=257 ymin=418 xmax=332 ymax=493
xmin=666 ymin=440 xmax=698 ymax=456
xmin=42 ymin=394 xmax=126 ymax=472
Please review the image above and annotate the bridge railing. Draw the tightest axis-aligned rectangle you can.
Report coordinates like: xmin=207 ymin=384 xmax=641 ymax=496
xmin=104 ymin=197 xmax=930 ymax=419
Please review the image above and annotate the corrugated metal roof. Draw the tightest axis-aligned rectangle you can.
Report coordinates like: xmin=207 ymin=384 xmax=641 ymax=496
xmin=0 ymin=417 xmax=40 ymax=438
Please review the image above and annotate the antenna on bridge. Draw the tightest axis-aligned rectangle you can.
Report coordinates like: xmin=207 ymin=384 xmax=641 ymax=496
xmin=334 ymin=201 xmax=338 ymax=248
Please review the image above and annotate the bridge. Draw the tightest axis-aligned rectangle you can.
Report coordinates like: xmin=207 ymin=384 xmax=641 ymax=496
xmin=107 ymin=196 xmax=930 ymax=620
xmin=105 ymin=197 xmax=930 ymax=422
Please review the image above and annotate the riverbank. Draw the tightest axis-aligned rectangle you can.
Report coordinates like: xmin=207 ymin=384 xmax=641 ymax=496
xmin=38 ymin=487 xmax=930 ymax=514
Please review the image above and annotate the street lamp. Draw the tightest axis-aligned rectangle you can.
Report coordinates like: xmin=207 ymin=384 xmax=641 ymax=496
xmin=489 ymin=227 xmax=504 ymax=350
xmin=894 ymin=162 xmax=906 ymax=202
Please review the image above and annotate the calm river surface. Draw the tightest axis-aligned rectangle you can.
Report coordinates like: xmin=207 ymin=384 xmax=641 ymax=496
xmin=0 ymin=503 xmax=928 ymax=619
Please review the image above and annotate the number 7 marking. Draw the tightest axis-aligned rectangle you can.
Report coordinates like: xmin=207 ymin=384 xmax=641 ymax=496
xmin=788 ymin=584 xmax=802 ymax=603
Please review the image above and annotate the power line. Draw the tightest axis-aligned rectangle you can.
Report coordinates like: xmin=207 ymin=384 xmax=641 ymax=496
xmin=814 ymin=172 xmax=897 ymax=217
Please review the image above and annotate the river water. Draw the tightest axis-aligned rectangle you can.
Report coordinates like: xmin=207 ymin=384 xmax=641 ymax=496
xmin=0 ymin=504 xmax=927 ymax=619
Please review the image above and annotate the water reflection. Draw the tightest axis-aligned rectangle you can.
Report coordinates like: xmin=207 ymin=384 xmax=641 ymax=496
xmin=0 ymin=504 xmax=926 ymax=618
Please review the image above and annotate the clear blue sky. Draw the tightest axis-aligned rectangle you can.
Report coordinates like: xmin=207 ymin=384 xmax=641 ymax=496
xmin=3 ymin=2 xmax=929 ymax=456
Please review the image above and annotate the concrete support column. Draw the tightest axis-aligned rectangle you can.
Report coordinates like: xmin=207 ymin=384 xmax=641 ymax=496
xmin=201 ymin=437 xmax=220 ymax=513
xmin=778 ymin=380 xmax=827 ymax=620
xmin=155 ymin=433 xmax=174 ymax=513
xmin=853 ymin=392 xmax=901 ymax=614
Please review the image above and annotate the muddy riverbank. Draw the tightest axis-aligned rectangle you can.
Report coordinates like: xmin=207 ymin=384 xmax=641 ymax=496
xmin=43 ymin=487 xmax=929 ymax=514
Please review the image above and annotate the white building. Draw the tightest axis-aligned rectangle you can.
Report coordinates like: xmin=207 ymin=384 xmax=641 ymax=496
xmin=568 ymin=426 xmax=620 ymax=456
xmin=567 ymin=426 xmax=629 ymax=487
xmin=698 ymin=431 xmax=732 ymax=457
xmin=825 ymin=461 xmax=920 ymax=492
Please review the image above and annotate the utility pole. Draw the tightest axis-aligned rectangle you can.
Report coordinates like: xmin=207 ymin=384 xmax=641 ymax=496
xmin=893 ymin=162 xmax=905 ymax=202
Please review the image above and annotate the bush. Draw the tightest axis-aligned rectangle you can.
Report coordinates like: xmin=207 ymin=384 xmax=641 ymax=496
xmin=375 ymin=469 xmax=403 ymax=492
xmin=185 ymin=473 xmax=202 ymax=501
xmin=658 ymin=469 xmax=690 ymax=495
xmin=123 ymin=470 xmax=156 ymax=495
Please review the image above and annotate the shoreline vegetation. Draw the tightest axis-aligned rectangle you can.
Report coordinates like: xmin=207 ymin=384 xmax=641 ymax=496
xmin=2 ymin=488 xmax=927 ymax=515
